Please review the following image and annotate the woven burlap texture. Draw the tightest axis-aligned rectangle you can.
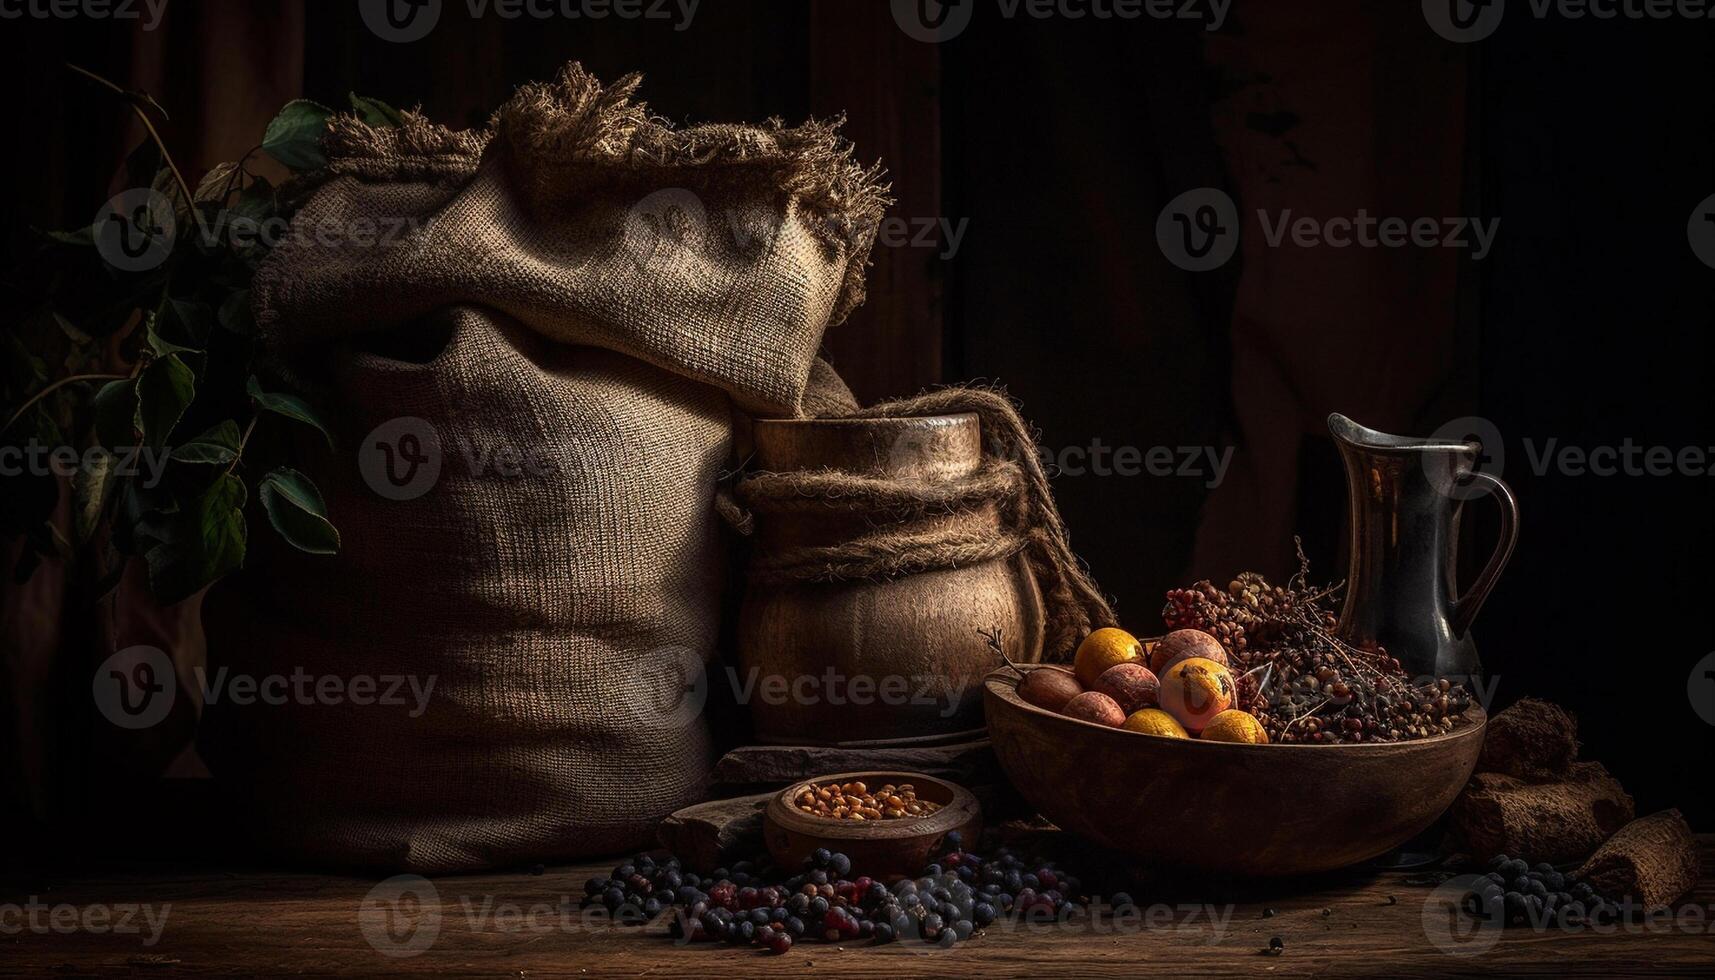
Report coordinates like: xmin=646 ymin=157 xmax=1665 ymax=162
xmin=200 ymin=62 xmax=889 ymax=872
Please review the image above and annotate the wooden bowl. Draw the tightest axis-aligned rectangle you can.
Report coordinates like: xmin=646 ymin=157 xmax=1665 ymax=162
xmin=762 ymin=771 xmax=981 ymax=879
xmin=984 ymin=670 xmax=1486 ymax=877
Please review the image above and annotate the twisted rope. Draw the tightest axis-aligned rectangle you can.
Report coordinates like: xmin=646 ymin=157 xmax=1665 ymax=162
xmin=730 ymin=386 xmax=1117 ymax=660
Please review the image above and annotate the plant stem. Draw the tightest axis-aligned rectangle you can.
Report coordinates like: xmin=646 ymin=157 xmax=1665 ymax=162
xmin=66 ymin=63 xmax=210 ymax=241
xmin=2 ymin=374 xmax=129 ymax=435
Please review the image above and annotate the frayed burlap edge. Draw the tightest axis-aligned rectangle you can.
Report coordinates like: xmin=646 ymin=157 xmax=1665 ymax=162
xmin=298 ymin=62 xmax=893 ymax=327
xmin=321 ymin=109 xmax=489 ymax=183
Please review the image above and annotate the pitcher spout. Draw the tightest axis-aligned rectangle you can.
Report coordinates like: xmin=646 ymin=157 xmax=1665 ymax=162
xmin=1327 ymin=412 xmax=1477 ymax=455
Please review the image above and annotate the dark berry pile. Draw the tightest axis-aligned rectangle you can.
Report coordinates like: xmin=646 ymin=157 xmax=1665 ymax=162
xmin=1464 ymin=855 xmax=1621 ymax=926
xmin=580 ymin=832 xmax=1091 ymax=954
xmin=1163 ymin=551 xmax=1474 ymax=744
xmin=1254 ymin=660 xmax=1472 ymax=744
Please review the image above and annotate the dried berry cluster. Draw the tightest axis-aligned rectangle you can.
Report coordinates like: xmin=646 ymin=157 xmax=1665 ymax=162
xmin=1162 ymin=545 xmax=1471 ymax=744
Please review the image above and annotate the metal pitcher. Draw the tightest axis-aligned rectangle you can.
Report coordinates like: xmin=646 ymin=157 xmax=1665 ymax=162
xmin=1328 ymin=413 xmax=1520 ymax=681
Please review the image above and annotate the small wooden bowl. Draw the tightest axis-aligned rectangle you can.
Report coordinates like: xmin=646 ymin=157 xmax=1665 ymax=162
xmin=984 ymin=669 xmax=1486 ymax=877
xmin=762 ymin=771 xmax=981 ymax=879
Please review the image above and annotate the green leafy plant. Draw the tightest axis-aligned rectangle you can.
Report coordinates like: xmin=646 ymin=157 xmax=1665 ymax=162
xmin=0 ymin=67 xmax=395 ymax=603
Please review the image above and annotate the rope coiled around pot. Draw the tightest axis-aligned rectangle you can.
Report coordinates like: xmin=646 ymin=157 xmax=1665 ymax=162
xmin=729 ymin=386 xmax=1118 ymax=660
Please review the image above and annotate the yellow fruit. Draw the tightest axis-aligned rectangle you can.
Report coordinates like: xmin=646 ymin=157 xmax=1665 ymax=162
xmin=1073 ymin=627 xmax=1145 ymax=687
xmin=1158 ymin=656 xmax=1235 ymax=735
xmin=1199 ymin=709 xmax=1269 ymax=744
xmin=1121 ymin=708 xmax=1189 ymax=738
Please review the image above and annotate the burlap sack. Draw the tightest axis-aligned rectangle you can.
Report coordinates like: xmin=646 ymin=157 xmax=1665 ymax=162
xmin=200 ymin=63 xmax=887 ymax=871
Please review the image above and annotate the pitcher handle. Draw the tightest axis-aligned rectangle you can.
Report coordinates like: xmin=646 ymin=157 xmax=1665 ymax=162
xmin=1450 ymin=470 xmax=1520 ymax=639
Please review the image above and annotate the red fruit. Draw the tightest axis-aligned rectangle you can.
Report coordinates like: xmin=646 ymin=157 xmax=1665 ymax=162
xmin=1060 ymin=690 xmax=1126 ymax=727
xmin=1017 ymin=664 xmax=1084 ymax=712
xmin=1093 ymin=662 xmax=1160 ymax=713
xmin=821 ymin=908 xmax=859 ymax=940
xmin=1149 ymin=628 xmax=1229 ymax=675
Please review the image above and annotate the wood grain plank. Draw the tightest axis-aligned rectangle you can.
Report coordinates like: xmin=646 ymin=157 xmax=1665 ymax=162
xmin=809 ymin=2 xmax=943 ymax=407
xmin=7 ymin=838 xmax=1713 ymax=976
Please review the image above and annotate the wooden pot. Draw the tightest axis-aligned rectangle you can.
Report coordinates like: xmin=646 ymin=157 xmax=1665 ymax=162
xmin=762 ymin=771 xmax=981 ymax=879
xmin=984 ymin=668 xmax=1487 ymax=876
xmin=738 ymin=414 xmax=1045 ymax=746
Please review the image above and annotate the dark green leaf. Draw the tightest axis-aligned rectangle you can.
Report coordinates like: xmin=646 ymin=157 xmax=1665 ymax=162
xmin=217 ymin=289 xmax=254 ymax=336
xmin=135 ymin=354 xmax=196 ymax=448
xmin=141 ymin=474 xmax=246 ymax=603
xmin=45 ymin=226 xmax=95 ymax=247
xmin=193 ymin=161 xmax=240 ymax=205
xmin=348 ymin=93 xmax=405 ymax=128
xmin=92 ymin=379 xmax=139 ymax=449
xmin=157 ymin=297 xmax=214 ymax=352
xmin=172 ymin=420 xmax=241 ymax=465
xmin=144 ymin=313 xmax=196 ymax=357
xmin=230 ymin=176 xmax=275 ymax=223
xmin=246 ymin=376 xmax=334 ymax=449
xmin=113 ymin=480 xmax=158 ymax=555
xmin=258 ymin=467 xmax=340 ymax=555
xmin=261 ymin=99 xmax=333 ymax=171
xmin=72 ymin=450 xmax=114 ymax=543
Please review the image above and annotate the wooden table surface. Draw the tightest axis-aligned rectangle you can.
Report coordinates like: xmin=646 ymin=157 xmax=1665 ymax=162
xmin=7 ymin=838 xmax=1713 ymax=977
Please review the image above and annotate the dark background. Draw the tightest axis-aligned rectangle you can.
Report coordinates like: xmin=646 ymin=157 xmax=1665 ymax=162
xmin=3 ymin=0 xmax=1711 ymax=842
